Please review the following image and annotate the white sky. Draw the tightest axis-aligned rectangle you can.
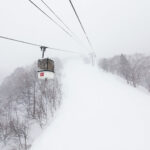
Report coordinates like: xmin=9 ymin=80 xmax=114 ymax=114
xmin=0 ymin=0 xmax=150 ymax=81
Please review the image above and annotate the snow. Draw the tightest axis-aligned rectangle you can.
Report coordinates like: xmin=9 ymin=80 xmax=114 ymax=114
xmin=30 ymin=58 xmax=150 ymax=150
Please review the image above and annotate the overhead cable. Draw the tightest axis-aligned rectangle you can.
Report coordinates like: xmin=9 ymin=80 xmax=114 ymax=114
xmin=38 ymin=0 xmax=88 ymax=50
xmin=68 ymin=0 xmax=94 ymax=51
xmin=0 ymin=35 xmax=84 ymax=54
xmin=28 ymin=0 xmax=72 ymax=37
xmin=40 ymin=0 xmax=73 ymax=33
xmin=0 ymin=36 xmax=41 ymax=47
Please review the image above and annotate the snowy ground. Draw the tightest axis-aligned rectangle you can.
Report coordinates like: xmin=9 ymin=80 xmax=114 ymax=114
xmin=31 ymin=58 xmax=150 ymax=150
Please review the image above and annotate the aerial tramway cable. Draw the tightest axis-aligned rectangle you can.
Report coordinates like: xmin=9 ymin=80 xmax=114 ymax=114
xmin=0 ymin=35 xmax=85 ymax=54
xmin=68 ymin=0 xmax=96 ymax=65
xmin=0 ymin=36 xmax=41 ymax=47
xmin=68 ymin=0 xmax=94 ymax=51
xmin=29 ymin=0 xmax=88 ymax=51
xmin=28 ymin=0 xmax=72 ymax=37
xmin=40 ymin=0 xmax=73 ymax=34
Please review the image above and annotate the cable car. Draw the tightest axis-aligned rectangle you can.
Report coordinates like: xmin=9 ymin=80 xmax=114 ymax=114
xmin=38 ymin=46 xmax=55 ymax=80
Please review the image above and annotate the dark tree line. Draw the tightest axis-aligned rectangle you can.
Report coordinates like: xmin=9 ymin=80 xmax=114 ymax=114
xmin=99 ymin=53 xmax=150 ymax=90
xmin=0 ymin=58 xmax=62 ymax=150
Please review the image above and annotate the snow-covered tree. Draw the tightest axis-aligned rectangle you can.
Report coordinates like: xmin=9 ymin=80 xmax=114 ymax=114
xmin=119 ymin=54 xmax=131 ymax=84
xmin=0 ymin=58 xmax=62 ymax=150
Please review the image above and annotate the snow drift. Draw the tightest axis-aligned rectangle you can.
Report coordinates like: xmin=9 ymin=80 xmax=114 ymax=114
xmin=31 ymin=58 xmax=150 ymax=150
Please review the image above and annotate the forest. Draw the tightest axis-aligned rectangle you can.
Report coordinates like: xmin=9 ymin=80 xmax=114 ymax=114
xmin=0 ymin=58 xmax=62 ymax=150
xmin=99 ymin=53 xmax=150 ymax=91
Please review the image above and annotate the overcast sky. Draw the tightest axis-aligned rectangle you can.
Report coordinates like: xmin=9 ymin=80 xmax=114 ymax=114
xmin=0 ymin=0 xmax=150 ymax=81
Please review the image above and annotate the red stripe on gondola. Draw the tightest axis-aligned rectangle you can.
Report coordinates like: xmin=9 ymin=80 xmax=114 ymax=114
xmin=40 ymin=72 xmax=44 ymax=76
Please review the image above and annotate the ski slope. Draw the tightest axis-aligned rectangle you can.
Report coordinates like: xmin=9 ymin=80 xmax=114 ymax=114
xmin=31 ymin=59 xmax=150 ymax=150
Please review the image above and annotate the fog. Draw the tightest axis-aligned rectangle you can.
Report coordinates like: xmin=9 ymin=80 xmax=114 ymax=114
xmin=0 ymin=0 xmax=150 ymax=82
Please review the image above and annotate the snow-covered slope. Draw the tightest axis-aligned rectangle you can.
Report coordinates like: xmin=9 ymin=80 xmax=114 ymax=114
xmin=31 ymin=59 xmax=150 ymax=150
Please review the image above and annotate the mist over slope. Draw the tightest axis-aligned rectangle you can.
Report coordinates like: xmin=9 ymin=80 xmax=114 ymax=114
xmin=31 ymin=59 xmax=150 ymax=150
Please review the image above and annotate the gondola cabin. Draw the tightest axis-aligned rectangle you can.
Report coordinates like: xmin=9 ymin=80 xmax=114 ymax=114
xmin=38 ymin=58 xmax=54 ymax=80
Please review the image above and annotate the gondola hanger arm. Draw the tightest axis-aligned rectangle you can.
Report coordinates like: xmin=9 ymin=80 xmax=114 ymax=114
xmin=40 ymin=46 xmax=47 ymax=58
